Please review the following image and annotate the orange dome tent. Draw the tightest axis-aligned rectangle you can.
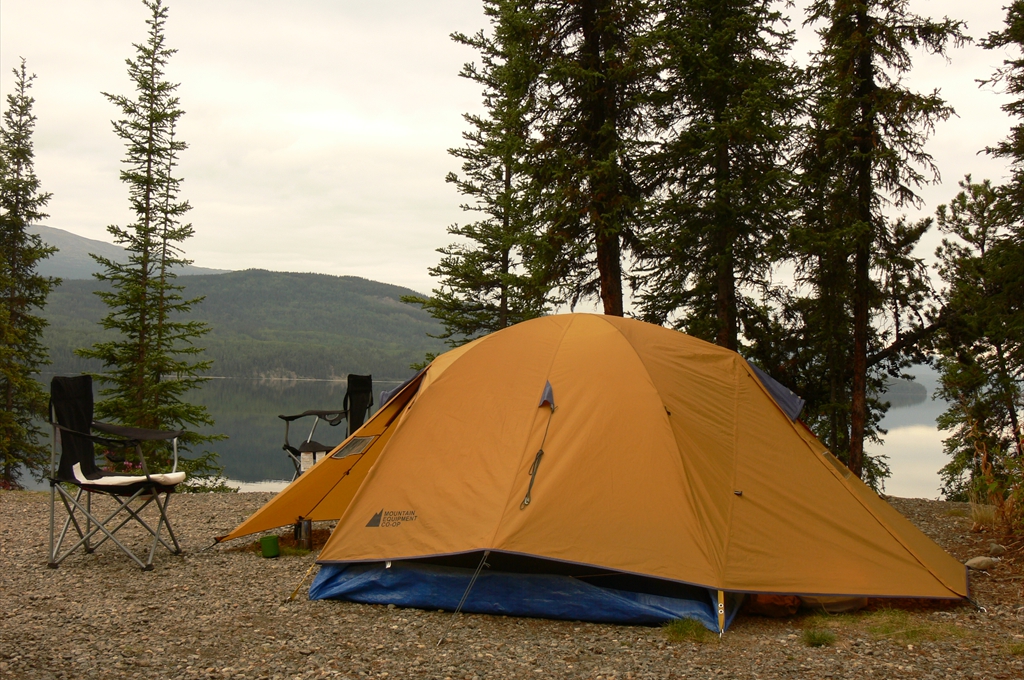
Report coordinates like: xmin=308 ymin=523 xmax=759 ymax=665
xmin=221 ymin=314 xmax=967 ymax=631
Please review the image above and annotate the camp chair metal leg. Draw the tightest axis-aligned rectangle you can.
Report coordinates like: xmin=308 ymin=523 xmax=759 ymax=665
xmin=84 ymin=491 xmax=94 ymax=553
xmin=56 ymin=487 xmax=89 ymax=550
xmin=154 ymin=492 xmax=182 ymax=555
xmin=48 ymin=482 xmax=58 ymax=568
xmin=51 ymin=486 xmax=104 ymax=567
xmin=118 ymin=493 xmax=179 ymax=556
xmin=50 ymin=486 xmax=152 ymax=571
xmin=145 ymin=493 xmax=180 ymax=567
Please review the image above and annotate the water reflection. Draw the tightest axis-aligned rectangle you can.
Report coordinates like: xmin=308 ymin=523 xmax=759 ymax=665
xmin=871 ymin=366 xmax=950 ymax=499
xmin=24 ymin=370 xmax=949 ymax=498
xmin=191 ymin=377 xmax=405 ymax=484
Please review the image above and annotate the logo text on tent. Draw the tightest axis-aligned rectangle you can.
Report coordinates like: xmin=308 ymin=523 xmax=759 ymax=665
xmin=366 ymin=509 xmax=417 ymax=528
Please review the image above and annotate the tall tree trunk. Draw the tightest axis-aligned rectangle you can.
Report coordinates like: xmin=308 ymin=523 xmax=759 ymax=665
xmin=848 ymin=4 xmax=876 ymax=479
xmin=500 ymin=162 xmax=512 ymax=328
xmin=713 ymin=110 xmax=737 ymax=350
xmin=596 ymin=230 xmax=624 ymax=316
xmin=580 ymin=0 xmax=624 ymax=317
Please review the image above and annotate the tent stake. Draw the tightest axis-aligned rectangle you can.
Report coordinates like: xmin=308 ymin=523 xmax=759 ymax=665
xmin=288 ymin=558 xmax=320 ymax=602
xmin=436 ymin=550 xmax=490 ymax=647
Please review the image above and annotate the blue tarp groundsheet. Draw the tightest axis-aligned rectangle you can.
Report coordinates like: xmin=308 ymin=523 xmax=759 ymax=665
xmin=310 ymin=561 xmax=742 ymax=631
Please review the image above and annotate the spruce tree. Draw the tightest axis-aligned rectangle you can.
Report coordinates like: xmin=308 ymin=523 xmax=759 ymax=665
xmin=76 ymin=0 xmax=222 ymax=481
xmin=931 ymin=177 xmax=1023 ymax=502
xmin=635 ymin=0 xmax=800 ymax=350
xmin=925 ymin=5 xmax=1024 ymax=513
xmin=405 ymin=1 xmax=552 ymax=346
xmin=526 ymin=0 xmax=656 ymax=316
xmin=984 ymin=0 xmax=1024 ymax=226
xmin=0 ymin=59 xmax=57 ymax=489
xmin=797 ymin=0 xmax=966 ymax=479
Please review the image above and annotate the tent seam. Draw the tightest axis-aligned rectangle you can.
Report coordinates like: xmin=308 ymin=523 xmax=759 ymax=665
xmin=717 ymin=357 xmax=743 ymax=588
xmin=596 ymin=316 xmax=721 ymax=585
xmin=487 ymin=315 xmax=577 ymax=548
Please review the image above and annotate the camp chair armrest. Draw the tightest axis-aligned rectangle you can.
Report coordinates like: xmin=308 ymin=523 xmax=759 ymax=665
xmin=52 ymin=424 xmax=139 ymax=455
xmin=91 ymin=422 xmax=182 ymax=475
xmin=279 ymin=409 xmax=347 ymax=425
xmin=92 ymin=421 xmax=184 ymax=441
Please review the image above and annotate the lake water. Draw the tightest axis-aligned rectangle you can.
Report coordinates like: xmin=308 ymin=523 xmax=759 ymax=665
xmin=868 ymin=366 xmax=951 ymax=500
xmin=186 ymin=377 xmax=409 ymax=490
xmin=23 ymin=376 xmax=407 ymax=493
xmin=25 ymin=369 xmax=951 ymax=498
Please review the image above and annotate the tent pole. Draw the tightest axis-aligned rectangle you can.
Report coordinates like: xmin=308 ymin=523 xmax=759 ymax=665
xmin=437 ymin=550 xmax=490 ymax=647
xmin=717 ymin=590 xmax=726 ymax=636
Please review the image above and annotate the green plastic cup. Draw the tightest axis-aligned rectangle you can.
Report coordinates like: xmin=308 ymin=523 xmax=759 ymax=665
xmin=259 ymin=535 xmax=280 ymax=558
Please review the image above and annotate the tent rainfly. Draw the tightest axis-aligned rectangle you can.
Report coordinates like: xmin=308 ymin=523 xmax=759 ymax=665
xmin=220 ymin=314 xmax=968 ymax=632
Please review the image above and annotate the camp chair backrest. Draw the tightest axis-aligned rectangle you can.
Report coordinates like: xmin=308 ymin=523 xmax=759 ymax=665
xmin=344 ymin=374 xmax=374 ymax=434
xmin=49 ymin=375 xmax=102 ymax=483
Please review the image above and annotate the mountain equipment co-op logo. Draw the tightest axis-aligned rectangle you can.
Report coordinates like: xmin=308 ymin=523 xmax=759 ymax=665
xmin=366 ymin=509 xmax=418 ymax=528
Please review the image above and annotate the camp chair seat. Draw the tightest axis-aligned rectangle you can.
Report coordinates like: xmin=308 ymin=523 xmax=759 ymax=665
xmin=71 ymin=463 xmax=186 ymax=488
xmin=297 ymin=440 xmax=334 ymax=454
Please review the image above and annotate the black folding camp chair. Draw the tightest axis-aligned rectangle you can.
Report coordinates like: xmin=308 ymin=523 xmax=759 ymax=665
xmin=47 ymin=375 xmax=186 ymax=571
xmin=280 ymin=374 xmax=374 ymax=481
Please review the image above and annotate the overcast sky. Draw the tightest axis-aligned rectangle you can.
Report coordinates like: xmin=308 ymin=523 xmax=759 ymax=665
xmin=0 ymin=0 xmax=1016 ymax=296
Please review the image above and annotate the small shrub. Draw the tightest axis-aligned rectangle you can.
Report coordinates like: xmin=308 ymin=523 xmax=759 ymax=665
xmin=1009 ymin=642 xmax=1024 ymax=656
xmin=663 ymin=618 xmax=716 ymax=644
xmin=803 ymin=629 xmax=835 ymax=647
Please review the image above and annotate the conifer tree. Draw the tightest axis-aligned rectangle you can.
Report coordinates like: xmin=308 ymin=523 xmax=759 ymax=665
xmin=526 ymin=0 xmax=656 ymax=316
xmin=635 ymin=0 xmax=800 ymax=350
xmin=0 ymin=59 xmax=57 ymax=488
xmin=405 ymin=1 xmax=552 ymax=346
xmin=926 ymin=5 xmax=1024 ymax=514
xmin=796 ymin=0 xmax=966 ymax=479
xmin=76 ymin=0 xmax=222 ymax=480
xmin=931 ymin=177 xmax=1023 ymax=502
xmin=984 ymin=0 xmax=1024 ymax=227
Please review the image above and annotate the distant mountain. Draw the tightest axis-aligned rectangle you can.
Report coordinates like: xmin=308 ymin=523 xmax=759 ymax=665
xmin=42 ymin=269 xmax=446 ymax=381
xmin=29 ymin=224 xmax=229 ymax=279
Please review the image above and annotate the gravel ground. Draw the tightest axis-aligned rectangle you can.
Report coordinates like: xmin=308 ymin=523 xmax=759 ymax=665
xmin=1 ymin=490 xmax=1022 ymax=680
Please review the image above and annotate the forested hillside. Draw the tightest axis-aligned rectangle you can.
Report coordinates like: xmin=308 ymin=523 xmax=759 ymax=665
xmin=43 ymin=269 xmax=445 ymax=381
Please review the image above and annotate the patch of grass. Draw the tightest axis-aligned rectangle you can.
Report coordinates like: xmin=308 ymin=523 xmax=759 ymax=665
xmin=803 ymin=629 xmax=836 ymax=647
xmin=1009 ymin=642 xmax=1024 ymax=656
xmin=663 ymin=618 xmax=717 ymax=644
xmin=944 ymin=508 xmax=968 ymax=518
xmin=863 ymin=609 xmax=968 ymax=643
xmin=280 ymin=546 xmax=311 ymax=557
xmin=968 ymin=492 xmax=997 ymax=528
xmin=803 ymin=612 xmax=859 ymax=631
